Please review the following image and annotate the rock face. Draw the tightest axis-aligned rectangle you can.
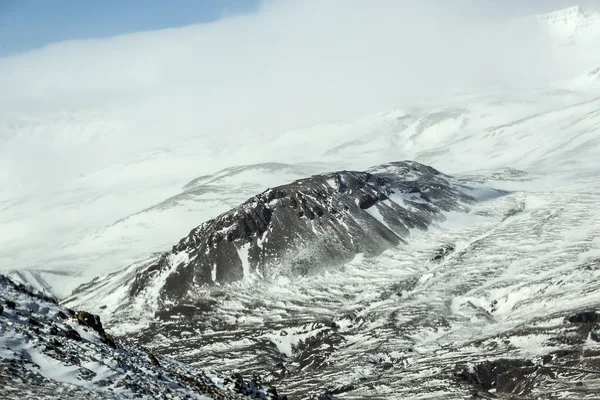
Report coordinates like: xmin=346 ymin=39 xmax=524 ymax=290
xmin=0 ymin=274 xmax=287 ymax=399
xmin=455 ymin=310 xmax=600 ymax=398
xmin=456 ymin=359 xmax=536 ymax=391
xmin=128 ymin=161 xmax=475 ymax=307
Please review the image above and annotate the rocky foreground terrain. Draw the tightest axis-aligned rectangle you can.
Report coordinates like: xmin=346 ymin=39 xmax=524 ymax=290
xmin=0 ymin=274 xmax=287 ymax=399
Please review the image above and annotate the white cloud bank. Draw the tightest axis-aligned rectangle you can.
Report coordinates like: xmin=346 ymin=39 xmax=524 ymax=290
xmin=0 ymin=0 xmax=598 ymax=187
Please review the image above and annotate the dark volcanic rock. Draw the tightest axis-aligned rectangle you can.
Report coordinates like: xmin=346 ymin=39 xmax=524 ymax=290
xmin=128 ymin=161 xmax=475 ymax=308
xmin=76 ymin=311 xmax=105 ymax=335
xmin=456 ymin=358 xmax=535 ymax=391
xmin=567 ymin=311 xmax=600 ymax=324
xmin=455 ymin=310 xmax=600 ymax=398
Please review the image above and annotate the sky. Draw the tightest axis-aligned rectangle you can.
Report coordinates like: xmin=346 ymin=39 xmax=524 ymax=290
xmin=0 ymin=0 xmax=261 ymax=56
xmin=0 ymin=0 xmax=599 ymax=189
xmin=0 ymin=0 xmax=599 ymax=57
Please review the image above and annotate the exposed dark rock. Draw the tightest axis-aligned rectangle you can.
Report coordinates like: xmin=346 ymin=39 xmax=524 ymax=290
xmin=1 ymin=273 xmax=288 ymax=399
xmin=327 ymin=384 xmax=356 ymax=395
xmin=100 ymin=333 xmax=117 ymax=349
xmin=49 ymin=325 xmax=60 ymax=336
xmin=455 ymin=358 xmax=535 ymax=391
xmin=0 ymin=304 xmax=3 ymax=315
xmin=567 ymin=311 xmax=600 ymax=324
xmin=358 ymin=194 xmax=378 ymax=209
xmin=64 ymin=328 xmax=82 ymax=341
xmin=148 ymin=353 xmax=161 ymax=367
xmin=5 ymin=299 xmax=16 ymax=309
xmin=431 ymin=243 xmax=455 ymax=261
xmin=75 ymin=310 xmax=115 ymax=347
xmin=76 ymin=311 xmax=105 ymax=335
xmin=56 ymin=311 xmax=68 ymax=320
xmin=45 ymin=338 xmax=63 ymax=352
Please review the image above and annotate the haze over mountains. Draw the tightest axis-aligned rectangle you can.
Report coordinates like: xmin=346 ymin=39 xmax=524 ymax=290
xmin=2 ymin=3 xmax=600 ymax=399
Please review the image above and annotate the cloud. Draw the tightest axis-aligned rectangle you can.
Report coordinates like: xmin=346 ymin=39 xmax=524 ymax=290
xmin=0 ymin=0 xmax=597 ymax=186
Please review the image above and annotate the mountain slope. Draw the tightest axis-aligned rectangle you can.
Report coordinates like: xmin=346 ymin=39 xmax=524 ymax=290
xmin=0 ymin=274 xmax=287 ymax=399
xmin=1 ymin=162 xmax=319 ymax=298
xmin=536 ymin=5 xmax=600 ymax=51
xmin=65 ymin=161 xmax=489 ymax=323
xmin=65 ymin=167 xmax=600 ymax=399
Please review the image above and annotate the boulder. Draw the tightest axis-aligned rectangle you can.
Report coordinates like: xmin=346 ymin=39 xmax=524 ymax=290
xmin=76 ymin=311 xmax=105 ymax=335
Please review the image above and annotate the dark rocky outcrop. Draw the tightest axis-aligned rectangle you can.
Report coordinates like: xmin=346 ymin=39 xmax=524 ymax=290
xmin=74 ymin=310 xmax=116 ymax=348
xmin=431 ymin=243 xmax=455 ymax=261
xmin=64 ymin=328 xmax=82 ymax=341
xmin=456 ymin=358 xmax=536 ymax=391
xmin=456 ymin=310 xmax=600 ymax=398
xmin=148 ymin=353 xmax=161 ymax=367
xmin=567 ymin=311 xmax=600 ymax=324
xmin=76 ymin=311 xmax=105 ymax=335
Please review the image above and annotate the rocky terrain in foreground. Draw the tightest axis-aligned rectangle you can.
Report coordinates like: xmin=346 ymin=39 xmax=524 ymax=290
xmin=0 ymin=274 xmax=287 ymax=399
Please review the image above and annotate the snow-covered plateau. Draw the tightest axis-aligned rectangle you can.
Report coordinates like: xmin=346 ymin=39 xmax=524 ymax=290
xmin=2 ymin=4 xmax=600 ymax=400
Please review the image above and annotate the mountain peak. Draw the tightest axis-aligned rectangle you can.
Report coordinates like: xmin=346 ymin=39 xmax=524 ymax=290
xmin=537 ymin=5 xmax=588 ymax=24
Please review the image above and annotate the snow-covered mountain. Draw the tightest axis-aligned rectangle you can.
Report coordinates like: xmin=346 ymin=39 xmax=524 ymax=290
xmin=537 ymin=5 xmax=600 ymax=38
xmin=1 ymin=162 xmax=318 ymax=298
xmin=4 ymin=81 xmax=600 ymax=297
xmin=63 ymin=162 xmax=600 ymax=398
xmin=2 ymin=4 xmax=600 ymax=399
xmin=63 ymin=161 xmax=491 ymax=324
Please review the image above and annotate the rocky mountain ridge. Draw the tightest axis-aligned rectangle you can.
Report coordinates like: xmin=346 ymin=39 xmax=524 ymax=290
xmin=67 ymin=161 xmax=483 ymax=323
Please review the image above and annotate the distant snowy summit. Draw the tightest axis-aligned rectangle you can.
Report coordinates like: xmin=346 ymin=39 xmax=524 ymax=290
xmin=537 ymin=5 xmax=589 ymax=24
xmin=536 ymin=5 xmax=600 ymax=39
